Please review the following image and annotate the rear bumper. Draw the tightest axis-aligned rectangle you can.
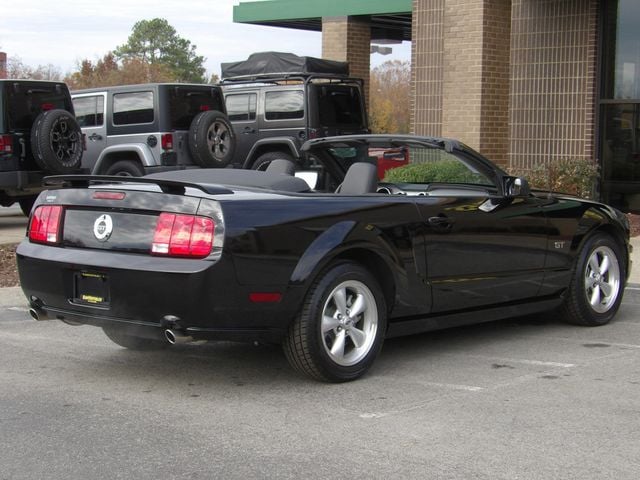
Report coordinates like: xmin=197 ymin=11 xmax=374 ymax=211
xmin=16 ymin=241 xmax=295 ymax=343
xmin=0 ymin=170 xmax=45 ymax=194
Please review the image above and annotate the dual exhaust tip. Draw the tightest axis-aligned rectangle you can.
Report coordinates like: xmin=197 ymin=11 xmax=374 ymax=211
xmin=29 ymin=305 xmax=201 ymax=346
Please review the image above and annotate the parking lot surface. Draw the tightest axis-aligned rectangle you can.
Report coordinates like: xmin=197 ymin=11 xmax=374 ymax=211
xmin=0 ymin=286 xmax=639 ymax=479
xmin=2 ymin=205 xmax=640 ymax=478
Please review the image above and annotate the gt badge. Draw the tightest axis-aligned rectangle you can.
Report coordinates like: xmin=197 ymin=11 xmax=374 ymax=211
xmin=93 ymin=214 xmax=113 ymax=242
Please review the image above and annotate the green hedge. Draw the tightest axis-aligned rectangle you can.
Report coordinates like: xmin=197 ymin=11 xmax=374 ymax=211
xmin=383 ymin=160 xmax=485 ymax=184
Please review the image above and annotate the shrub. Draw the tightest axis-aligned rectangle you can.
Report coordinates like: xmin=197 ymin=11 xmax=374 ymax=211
xmin=383 ymin=160 xmax=484 ymax=184
xmin=511 ymin=158 xmax=598 ymax=199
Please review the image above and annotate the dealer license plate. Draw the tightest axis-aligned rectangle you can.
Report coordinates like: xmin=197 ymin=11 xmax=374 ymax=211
xmin=74 ymin=272 xmax=110 ymax=306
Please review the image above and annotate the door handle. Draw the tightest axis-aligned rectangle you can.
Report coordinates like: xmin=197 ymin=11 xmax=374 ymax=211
xmin=428 ymin=216 xmax=455 ymax=227
xmin=88 ymin=133 xmax=103 ymax=141
xmin=242 ymin=127 xmax=256 ymax=134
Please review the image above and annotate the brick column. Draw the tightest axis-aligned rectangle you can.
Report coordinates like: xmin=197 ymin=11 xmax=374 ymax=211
xmin=322 ymin=16 xmax=371 ymax=106
xmin=412 ymin=0 xmax=511 ymax=166
xmin=0 ymin=52 xmax=7 ymax=80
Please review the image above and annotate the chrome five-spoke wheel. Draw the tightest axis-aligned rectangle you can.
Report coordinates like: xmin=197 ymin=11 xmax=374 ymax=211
xmin=321 ymin=280 xmax=378 ymax=366
xmin=584 ymin=245 xmax=621 ymax=314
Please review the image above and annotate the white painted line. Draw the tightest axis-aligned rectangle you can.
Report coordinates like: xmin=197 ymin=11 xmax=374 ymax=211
xmin=625 ymin=286 xmax=640 ymax=291
xmin=490 ymin=357 xmax=576 ymax=368
xmin=7 ymin=307 xmax=29 ymax=313
xmin=462 ymin=354 xmax=576 ymax=368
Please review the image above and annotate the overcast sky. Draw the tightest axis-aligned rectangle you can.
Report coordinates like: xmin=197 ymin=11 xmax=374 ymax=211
xmin=0 ymin=0 xmax=410 ymax=77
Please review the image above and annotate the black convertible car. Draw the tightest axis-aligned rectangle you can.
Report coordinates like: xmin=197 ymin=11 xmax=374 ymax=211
xmin=16 ymin=135 xmax=630 ymax=382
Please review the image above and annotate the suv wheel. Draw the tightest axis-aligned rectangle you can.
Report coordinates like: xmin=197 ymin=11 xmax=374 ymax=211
xmin=105 ymin=160 xmax=144 ymax=177
xmin=188 ymin=111 xmax=235 ymax=168
xmin=30 ymin=109 xmax=83 ymax=174
xmin=253 ymin=151 xmax=295 ymax=171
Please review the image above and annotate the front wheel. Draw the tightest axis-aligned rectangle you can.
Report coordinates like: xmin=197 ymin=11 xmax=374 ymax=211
xmin=561 ymin=233 xmax=626 ymax=326
xmin=283 ymin=262 xmax=387 ymax=382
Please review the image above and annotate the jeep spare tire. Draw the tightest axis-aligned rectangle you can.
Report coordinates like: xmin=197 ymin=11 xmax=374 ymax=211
xmin=30 ymin=109 xmax=83 ymax=174
xmin=188 ymin=110 xmax=235 ymax=168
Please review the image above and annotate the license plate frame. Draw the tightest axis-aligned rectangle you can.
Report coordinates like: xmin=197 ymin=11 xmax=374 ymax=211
xmin=73 ymin=272 xmax=110 ymax=307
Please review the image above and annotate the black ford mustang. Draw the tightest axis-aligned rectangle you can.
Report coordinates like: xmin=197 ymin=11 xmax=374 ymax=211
xmin=16 ymin=135 xmax=631 ymax=382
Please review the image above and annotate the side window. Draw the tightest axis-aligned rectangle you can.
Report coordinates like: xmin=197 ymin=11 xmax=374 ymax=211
xmin=113 ymin=91 xmax=154 ymax=125
xmin=264 ymin=90 xmax=304 ymax=121
xmin=73 ymin=96 xmax=104 ymax=127
xmin=225 ymin=93 xmax=257 ymax=122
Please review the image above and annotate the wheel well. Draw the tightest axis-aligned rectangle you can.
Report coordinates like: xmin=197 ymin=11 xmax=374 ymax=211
xmin=333 ymin=248 xmax=396 ymax=314
xmin=96 ymin=153 xmax=143 ymax=174
xmin=250 ymin=145 xmax=296 ymax=164
xmin=591 ymin=224 xmax=630 ymax=267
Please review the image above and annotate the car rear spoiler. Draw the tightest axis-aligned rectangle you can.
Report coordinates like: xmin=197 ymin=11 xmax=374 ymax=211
xmin=42 ymin=175 xmax=234 ymax=196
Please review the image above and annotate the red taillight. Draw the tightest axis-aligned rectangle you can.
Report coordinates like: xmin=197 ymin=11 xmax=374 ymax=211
xmin=0 ymin=134 xmax=13 ymax=154
xmin=152 ymin=213 xmax=214 ymax=258
xmin=249 ymin=292 xmax=282 ymax=303
xmin=161 ymin=133 xmax=173 ymax=150
xmin=28 ymin=205 xmax=63 ymax=244
xmin=199 ymin=105 xmax=211 ymax=111
xmin=41 ymin=103 xmax=54 ymax=111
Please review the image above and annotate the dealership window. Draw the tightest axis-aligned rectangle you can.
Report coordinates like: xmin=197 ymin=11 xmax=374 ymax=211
xmin=600 ymin=0 xmax=640 ymax=212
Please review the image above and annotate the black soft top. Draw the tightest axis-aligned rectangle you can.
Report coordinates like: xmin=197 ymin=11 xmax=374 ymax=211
xmin=221 ymin=51 xmax=349 ymax=79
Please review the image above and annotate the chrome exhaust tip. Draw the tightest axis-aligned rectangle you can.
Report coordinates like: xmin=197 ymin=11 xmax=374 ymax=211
xmin=164 ymin=328 xmax=202 ymax=345
xmin=29 ymin=307 xmax=51 ymax=321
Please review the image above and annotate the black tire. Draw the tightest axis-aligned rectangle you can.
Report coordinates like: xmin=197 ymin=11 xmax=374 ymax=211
xmin=252 ymin=151 xmax=295 ymax=171
xmin=561 ymin=233 xmax=626 ymax=326
xmin=105 ymin=160 xmax=144 ymax=177
xmin=283 ymin=262 xmax=387 ymax=382
xmin=30 ymin=109 xmax=83 ymax=174
xmin=18 ymin=197 xmax=36 ymax=216
xmin=102 ymin=327 xmax=168 ymax=351
xmin=188 ymin=111 xmax=235 ymax=168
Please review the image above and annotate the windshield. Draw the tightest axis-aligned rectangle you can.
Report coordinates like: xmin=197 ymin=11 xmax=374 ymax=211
xmin=328 ymin=143 xmax=494 ymax=187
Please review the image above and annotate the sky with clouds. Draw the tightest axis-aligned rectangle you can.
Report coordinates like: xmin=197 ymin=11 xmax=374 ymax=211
xmin=0 ymin=0 xmax=410 ymax=77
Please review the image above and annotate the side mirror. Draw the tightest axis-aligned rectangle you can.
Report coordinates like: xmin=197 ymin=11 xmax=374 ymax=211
xmin=503 ymin=176 xmax=531 ymax=197
xmin=295 ymin=171 xmax=319 ymax=190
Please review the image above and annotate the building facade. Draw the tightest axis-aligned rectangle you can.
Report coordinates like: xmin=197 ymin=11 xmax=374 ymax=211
xmin=234 ymin=0 xmax=640 ymax=212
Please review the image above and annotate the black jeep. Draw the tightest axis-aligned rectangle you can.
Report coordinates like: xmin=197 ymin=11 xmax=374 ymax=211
xmin=0 ymin=80 xmax=82 ymax=214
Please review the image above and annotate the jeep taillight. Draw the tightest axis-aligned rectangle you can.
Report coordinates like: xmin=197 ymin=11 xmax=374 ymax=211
xmin=28 ymin=205 xmax=63 ymax=244
xmin=161 ymin=133 xmax=173 ymax=150
xmin=152 ymin=213 xmax=214 ymax=258
xmin=0 ymin=134 xmax=13 ymax=154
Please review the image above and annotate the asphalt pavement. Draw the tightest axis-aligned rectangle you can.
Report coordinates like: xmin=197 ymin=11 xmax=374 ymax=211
xmin=1 ymin=204 xmax=640 ymax=479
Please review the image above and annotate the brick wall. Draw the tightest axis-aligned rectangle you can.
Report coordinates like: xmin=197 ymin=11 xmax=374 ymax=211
xmin=411 ymin=0 xmax=445 ymax=137
xmin=411 ymin=0 xmax=511 ymax=166
xmin=509 ymin=0 xmax=598 ymax=170
xmin=322 ymin=16 xmax=371 ymax=105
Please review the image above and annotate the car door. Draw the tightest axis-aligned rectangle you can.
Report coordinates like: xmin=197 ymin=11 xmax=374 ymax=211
xmin=72 ymin=92 xmax=107 ymax=171
xmin=410 ymin=150 xmax=550 ymax=312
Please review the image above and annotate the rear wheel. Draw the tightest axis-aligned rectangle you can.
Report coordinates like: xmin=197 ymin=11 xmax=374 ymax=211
xmin=283 ymin=262 xmax=387 ymax=382
xmin=102 ymin=327 xmax=168 ymax=351
xmin=252 ymin=151 xmax=294 ymax=171
xmin=561 ymin=233 xmax=625 ymax=326
xmin=18 ymin=197 xmax=36 ymax=216
xmin=105 ymin=160 xmax=144 ymax=177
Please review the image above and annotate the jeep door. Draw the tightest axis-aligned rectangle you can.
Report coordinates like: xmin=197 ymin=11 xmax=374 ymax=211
xmin=224 ymin=90 xmax=258 ymax=164
xmin=71 ymin=92 xmax=107 ymax=171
